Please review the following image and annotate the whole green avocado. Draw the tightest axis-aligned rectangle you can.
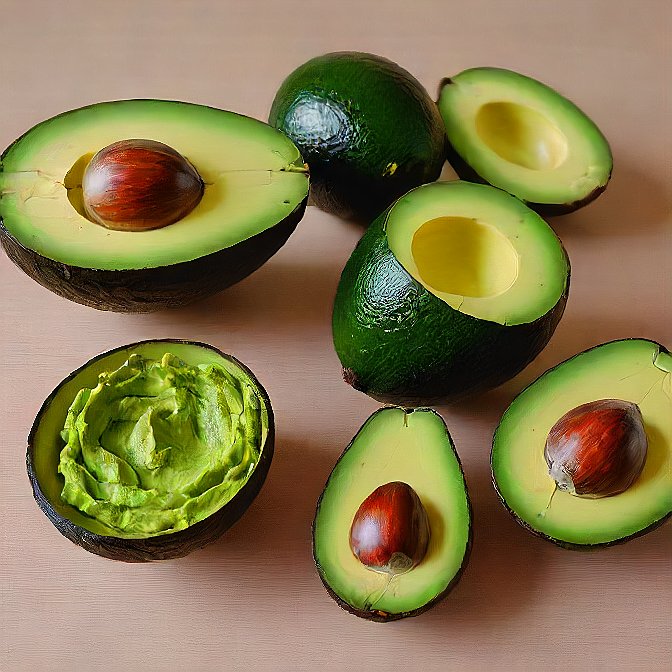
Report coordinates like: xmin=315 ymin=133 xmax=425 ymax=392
xmin=269 ymin=52 xmax=446 ymax=220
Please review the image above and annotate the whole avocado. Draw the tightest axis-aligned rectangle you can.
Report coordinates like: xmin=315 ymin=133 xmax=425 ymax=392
xmin=269 ymin=52 xmax=446 ymax=220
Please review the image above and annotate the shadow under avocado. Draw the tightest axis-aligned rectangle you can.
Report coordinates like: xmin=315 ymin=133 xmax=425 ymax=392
xmin=548 ymin=155 xmax=669 ymax=237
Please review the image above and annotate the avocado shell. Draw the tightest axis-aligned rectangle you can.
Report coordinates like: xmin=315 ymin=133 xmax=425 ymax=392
xmin=312 ymin=407 xmax=473 ymax=622
xmin=490 ymin=338 xmax=672 ymax=551
xmin=26 ymin=339 xmax=274 ymax=562
xmin=0 ymin=199 xmax=305 ymax=313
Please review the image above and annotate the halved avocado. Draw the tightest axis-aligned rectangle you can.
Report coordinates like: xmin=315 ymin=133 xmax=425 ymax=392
xmin=0 ymin=100 xmax=309 ymax=312
xmin=492 ymin=339 xmax=672 ymax=549
xmin=269 ymin=52 xmax=446 ymax=220
xmin=27 ymin=339 xmax=274 ymax=561
xmin=332 ymin=181 xmax=570 ymax=404
xmin=313 ymin=407 xmax=472 ymax=622
xmin=438 ymin=68 xmax=612 ymax=214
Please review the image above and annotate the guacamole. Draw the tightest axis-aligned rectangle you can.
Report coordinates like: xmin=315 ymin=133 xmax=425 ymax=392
xmin=58 ymin=353 xmax=263 ymax=537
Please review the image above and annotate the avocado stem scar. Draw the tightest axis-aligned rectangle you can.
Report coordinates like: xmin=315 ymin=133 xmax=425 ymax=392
xmin=538 ymin=483 xmax=558 ymax=518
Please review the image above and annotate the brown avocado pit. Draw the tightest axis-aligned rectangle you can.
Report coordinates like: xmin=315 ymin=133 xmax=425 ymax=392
xmin=544 ymin=399 xmax=648 ymax=499
xmin=81 ymin=139 xmax=204 ymax=231
xmin=26 ymin=339 xmax=274 ymax=562
xmin=349 ymin=481 xmax=430 ymax=575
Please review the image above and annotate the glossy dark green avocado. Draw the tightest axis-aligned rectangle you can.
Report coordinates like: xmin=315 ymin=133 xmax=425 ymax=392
xmin=269 ymin=52 xmax=446 ymax=220
xmin=332 ymin=186 xmax=570 ymax=404
xmin=26 ymin=340 xmax=274 ymax=562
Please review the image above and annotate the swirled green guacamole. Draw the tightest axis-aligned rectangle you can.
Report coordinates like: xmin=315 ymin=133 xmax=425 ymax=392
xmin=58 ymin=353 xmax=263 ymax=537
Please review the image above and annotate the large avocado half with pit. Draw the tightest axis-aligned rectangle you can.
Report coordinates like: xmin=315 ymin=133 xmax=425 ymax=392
xmin=269 ymin=52 xmax=445 ymax=221
xmin=0 ymin=100 xmax=309 ymax=312
xmin=492 ymin=339 xmax=671 ymax=549
xmin=313 ymin=407 xmax=472 ymax=622
xmin=27 ymin=339 xmax=274 ymax=561
xmin=332 ymin=181 xmax=570 ymax=404
xmin=437 ymin=68 xmax=612 ymax=214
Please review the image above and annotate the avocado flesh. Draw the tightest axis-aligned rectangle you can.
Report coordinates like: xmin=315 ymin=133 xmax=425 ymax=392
xmin=31 ymin=341 xmax=270 ymax=541
xmin=333 ymin=181 xmax=569 ymax=402
xmin=386 ymin=181 xmax=567 ymax=325
xmin=0 ymin=100 xmax=308 ymax=270
xmin=492 ymin=339 xmax=672 ymax=547
xmin=438 ymin=68 xmax=612 ymax=211
xmin=269 ymin=52 xmax=446 ymax=220
xmin=313 ymin=408 xmax=471 ymax=620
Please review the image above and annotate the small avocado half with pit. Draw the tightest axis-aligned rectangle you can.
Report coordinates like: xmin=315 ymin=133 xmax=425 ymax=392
xmin=438 ymin=68 xmax=612 ymax=214
xmin=492 ymin=339 xmax=672 ymax=549
xmin=269 ymin=52 xmax=446 ymax=220
xmin=0 ymin=100 xmax=309 ymax=312
xmin=333 ymin=180 xmax=570 ymax=404
xmin=313 ymin=407 xmax=472 ymax=621
xmin=27 ymin=339 xmax=274 ymax=561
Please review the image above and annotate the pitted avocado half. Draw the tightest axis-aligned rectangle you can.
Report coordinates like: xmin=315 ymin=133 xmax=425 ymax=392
xmin=333 ymin=180 xmax=570 ymax=403
xmin=438 ymin=67 xmax=612 ymax=214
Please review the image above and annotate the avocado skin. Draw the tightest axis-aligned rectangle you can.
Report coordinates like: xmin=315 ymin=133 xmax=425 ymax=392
xmin=269 ymin=52 xmax=446 ymax=221
xmin=332 ymin=211 xmax=569 ymax=404
xmin=0 ymin=199 xmax=305 ymax=312
xmin=437 ymin=77 xmax=611 ymax=216
xmin=26 ymin=340 xmax=274 ymax=562
xmin=490 ymin=338 xmax=671 ymax=551
xmin=312 ymin=407 xmax=473 ymax=622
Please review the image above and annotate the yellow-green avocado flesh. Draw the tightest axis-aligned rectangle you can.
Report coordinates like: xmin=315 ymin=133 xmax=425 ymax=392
xmin=0 ymin=99 xmax=308 ymax=270
xmin=313 ymin=407 xmax=471 ymax=621
xmin=29 ymin=340 xmax=272 ymax=555
xmin=438 ymin=68 xmax=612 ymax=213
xmin=492 ymin=339 xmax=672 ymax=548
xmin=58 ymin=352 xmax=263 ymax=538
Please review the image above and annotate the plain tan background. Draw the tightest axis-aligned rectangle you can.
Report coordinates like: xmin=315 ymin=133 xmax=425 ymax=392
xmin=1 ymin=1 xmax=670 ymax=670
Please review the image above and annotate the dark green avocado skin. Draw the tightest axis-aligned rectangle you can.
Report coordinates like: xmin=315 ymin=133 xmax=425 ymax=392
xmin=269 ymin=52 xmax=446 ymax=221
xmin=0 ymin=199 xmax=305 ymax=313
xmin=332 ymin=213 xmax=569 ymax=404
xmin=26 ymin=340 xmax=274 ymax=562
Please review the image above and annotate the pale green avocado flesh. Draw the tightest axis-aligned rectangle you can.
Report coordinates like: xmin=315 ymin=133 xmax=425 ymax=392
xmin=314 ymin=408 xmax=470 ymax=616
xmin=492 ymin=339 xmax=672 ymax=546
xmin=438 ymin=68 xmax=612 ymax=207
xmin=0 ymin=100 xmax=308 ymax=270
xmin=33 ymin=342 xmax=270 ymax=539
xmin=385 ymin=181 xmax=568 ymax=325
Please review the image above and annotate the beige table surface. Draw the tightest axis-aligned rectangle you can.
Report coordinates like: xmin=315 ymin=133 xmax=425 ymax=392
xmin=1 ymin=1 xmax=670 ymax=670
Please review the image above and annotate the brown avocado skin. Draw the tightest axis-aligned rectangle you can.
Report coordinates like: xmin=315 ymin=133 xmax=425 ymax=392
xmin=490 ymin=338 xmax=671 ymax=551
xmin=26 ymin=340 xmax=274 ymax=562
xmin=312 ymin=407 xmax=473 ymax=622
xmin=0 ymin=199 xmax=305 ymax=312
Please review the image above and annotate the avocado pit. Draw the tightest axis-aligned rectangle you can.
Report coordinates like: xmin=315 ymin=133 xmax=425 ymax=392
xmin=544 ymin=399 xmax=648 ymax=499
xmin=81 ymin=139 xmax=204 ymax=231
xmin=349 ymin=481 xmax=430 ymax=575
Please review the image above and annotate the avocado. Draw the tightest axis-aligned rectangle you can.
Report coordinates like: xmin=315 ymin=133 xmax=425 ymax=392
xmin=0 ymin=100 xmax=309 ymax=312
xmin=437 ymin=68 xmax=612 ymax=214
xmin=269 ymin=52 xmax=445 ymax=220
xmin=26 ymin=339 xmax=274 ymax=561
xmin=313 ymin=407 xmax=471 ymax=621
xmin=332 ymin=181 xmax=570 ymax=404
xmin=491 ymin=339 xmax=672 ymax=549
